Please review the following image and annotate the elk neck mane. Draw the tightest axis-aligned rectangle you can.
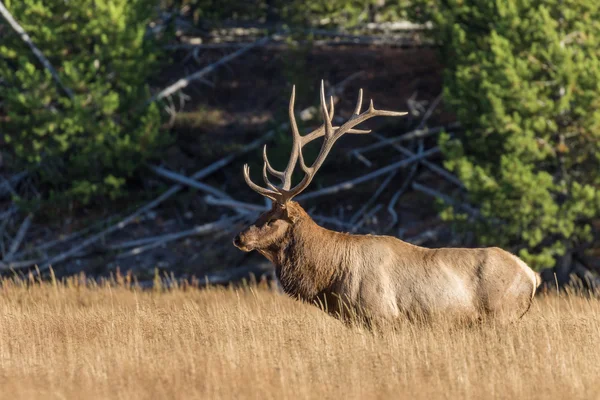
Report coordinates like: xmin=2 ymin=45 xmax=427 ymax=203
xmin=268 ymin=201 xmax=362 ymax=300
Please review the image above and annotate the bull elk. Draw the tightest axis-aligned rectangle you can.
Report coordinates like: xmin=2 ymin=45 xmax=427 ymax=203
xmin=233 ymin=81 xmax=539 ymax=325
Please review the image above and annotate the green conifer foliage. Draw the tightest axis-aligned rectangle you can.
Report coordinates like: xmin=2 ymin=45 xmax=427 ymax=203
xmin=0 ymin=0 xmax=167 ymax=203
xmin=412 ymin=1 xmax=600 ymax=269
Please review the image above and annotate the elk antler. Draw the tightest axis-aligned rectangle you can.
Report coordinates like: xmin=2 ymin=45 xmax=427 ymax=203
xmin=244 ymin=80 xmax=407 ymax=203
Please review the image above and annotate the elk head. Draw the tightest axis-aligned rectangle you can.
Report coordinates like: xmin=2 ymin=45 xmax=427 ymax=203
xmin=233 ymin=80 xmax=407 ymax=253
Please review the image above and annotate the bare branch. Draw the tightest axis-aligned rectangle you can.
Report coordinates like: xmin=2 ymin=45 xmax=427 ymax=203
xmin=205 ymin=195 xmax=267 ymax=213
xmin=296 ymin=147 xmax=440 ymax=202
xmin=386 ymin=161 xmax=420 ymax=233
xmin=149 ymin=36 xmax=270 ymax=103
xmin=116 ymin=216 xmax=240 ymax=259
xmin=412 ymin=182 xmax=480 ymax=217
xmin=0 ymin=258 xmax=43 ymax=270
xmin=349 ymin=170 xmax=398 ymax=227
xmin=351 ymin=123 xmax=459 ymax=160
xmin=248 ymin=80 xmax=407 ymax=203
xmin=0 ymin=206 xmax=17 ymax=220
xmin=32 ymin=131 xmax=272 ymax=272
xmin=404 ymin=225 xmax=447 ymax=246
xmin=0 ymin=171 xmax=27 ymax=198
xmin=13 ymin=212 xmax=124 ymax=260
xmin=354 ymin=93 xmax=462 ymax=189
xmin=4 ymin=213 xmax=32 ymax=261
xmin=414 ymin=93 xmax=442 ymax=130
xmin=166 ymin=22 xmax=432 ymax=51
xmin=297 ymin=72 xmax=364 ymax=121
xmin=204 ymin=195 xmax=356 ymax=230
xmin=351 ymin=204 xmax=383 ymax=232
xmin=372 ymin=133 xmax=464 ymax=188
xmin=148 ymin=164 xmax=249 ymax=211
xmin=0 ymin=2 xmax=74 ymax=100
xmin=166 ymin=43 xmax=252 ymax=50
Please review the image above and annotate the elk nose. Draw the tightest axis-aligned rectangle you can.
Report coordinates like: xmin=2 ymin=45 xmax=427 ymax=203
xmin=233 ymin=234 xmax=242 ymax=247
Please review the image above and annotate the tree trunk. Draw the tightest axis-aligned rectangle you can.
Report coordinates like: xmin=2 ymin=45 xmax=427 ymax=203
xmin=553 ymin=250 xmax=573 ymax=286
xmin=266 ymin=0 xmax=280 ymax=25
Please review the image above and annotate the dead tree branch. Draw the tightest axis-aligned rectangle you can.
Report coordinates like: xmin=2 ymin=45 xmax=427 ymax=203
xmin=0 ymin=258 xmax=43 ymax=270
xmin=149 ymin=36 xmax=270 ymax=103
xmin=13 ymin=212 xmax=125 ymax=260
xmin=4 ymin=213 xmax=33 ymax=261
xmin=349 ymin=92 xmax=445 ymax=230
xmin=412 ymin=182 xmax=480 ymax=217
xmin=204 ymin=195 xmax=356 ymax=230
xmin=167 ymin=22 xmax=431 ymax=51
xmin=349 ymin=170 xmax=397 ymax=227
xmin=0 ymin=171 xmax=27 ymax=198
xmin=404 ymin=224 xmax=447 ymax=246
xmin=298 ymin=71 xmax=364 ymax=121
xmin=296 ymin=147 xmax=440 ymax=202
xmin=414 ymin=93 xmax=442 ymax=129
xmin=116 ymin=216 xmax=240 ymax=259
xmin=148 ymin=165 xmax=246 ymax=210
xmin=352 ymin=123 xmax=460 ymax=162
xmin=0 ymin=206 xmax=17 ymax=220
xmin=351 ymin=204 xmax=383 ymax=232
xmin=205 ymin=196 xmax=267 ymax=213
xmin=386 ymin=162 xmax=420 ymax=233
xmin=372 ymin=133 xmax=464 ymax=188
xmin=31 ymin=131 xmax=272 ymax=272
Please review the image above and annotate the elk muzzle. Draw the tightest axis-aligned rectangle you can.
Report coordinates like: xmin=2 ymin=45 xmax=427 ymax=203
xmin=232 ymin=234 xmax=243 ymax=248
xmin=232 ymin=231 xmax=255 ymax=252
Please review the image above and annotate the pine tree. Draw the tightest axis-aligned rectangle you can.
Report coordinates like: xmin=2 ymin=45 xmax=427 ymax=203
xmin=0 ymin=0 xmax=167 ymax=203
xmin=411 ymin=0 xmax=600 ymax=272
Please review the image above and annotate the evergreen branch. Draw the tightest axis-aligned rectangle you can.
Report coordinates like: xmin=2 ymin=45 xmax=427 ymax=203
xmin=0 ymin=1 xmax=74 ymax=100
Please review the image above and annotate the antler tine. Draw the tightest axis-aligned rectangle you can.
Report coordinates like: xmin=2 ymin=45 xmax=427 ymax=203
xmin=243 ymin=82 xmax=340 ymax=197
xmin=262 ymin=161 xmax=280 ymax=192
xmin=276 ymin=82 xmax=337 ymax=190
xmin=300 ymin=126 xmax=371 ymax=144
xmin=279 ymin=82 xmax=344 ymax=201
xmin=242 ymin=81 xmax=407 ymax=204
xmin=280 ymin=145 xmax=326 ymax=203
xmin=258 ymin=85 xmax=304 ymax=191
xmin=329 ymin=94 xmax=335 ymax=122
xmin=243 ymin=164 xmax=279 ymax=202
xmin=280 ymin=86 xmax=407 ymax=203
xmin=319 ymin=80 xmax=334 ymax=138
xmin=333 ymin=98 xmax=408 ymax=142
xmin=263 ymin=145 xmax=284 ymax=180
xmin=353 ymin=88 xmax=363 ymax=116
xmin=281 ymin=85 xmax=302 ymax=190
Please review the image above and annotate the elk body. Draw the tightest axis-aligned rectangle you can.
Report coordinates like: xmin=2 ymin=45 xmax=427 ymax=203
xmin=233 ymin=81 xmax=539 ymax=324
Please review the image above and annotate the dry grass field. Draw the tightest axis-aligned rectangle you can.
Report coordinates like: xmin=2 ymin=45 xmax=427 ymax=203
xmin=0 ymin=276 xmax=599 ymax=400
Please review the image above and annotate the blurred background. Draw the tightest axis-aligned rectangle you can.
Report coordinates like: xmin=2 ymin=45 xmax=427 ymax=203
xmin=0 ymin=0 xmax=598 ymax=289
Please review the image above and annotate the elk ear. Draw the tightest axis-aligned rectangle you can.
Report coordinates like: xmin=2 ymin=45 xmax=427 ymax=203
xmin=281 ymin=203 xmax=300 ymax=223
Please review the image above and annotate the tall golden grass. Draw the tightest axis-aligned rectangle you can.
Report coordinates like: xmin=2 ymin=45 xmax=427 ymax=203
xmin=0 ymin=275 xmax=599 ymax=400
